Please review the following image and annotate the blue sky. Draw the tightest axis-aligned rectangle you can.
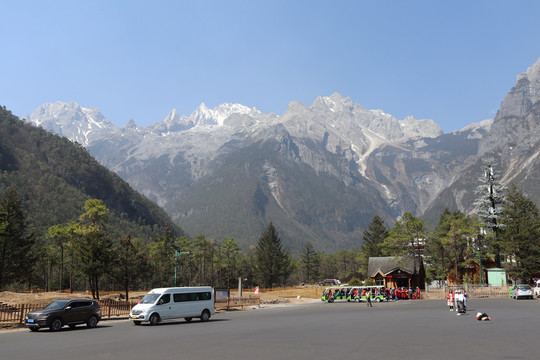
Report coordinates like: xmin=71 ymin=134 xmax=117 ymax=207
xmin=1 ymin=0 xmax=540 ymax=133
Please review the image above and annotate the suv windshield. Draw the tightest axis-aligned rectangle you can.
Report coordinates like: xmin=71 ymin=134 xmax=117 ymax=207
xmin=140 ymin=293 xmax=161 ymax=304
xmin=44 ymin=300 xmax=70 ymax=310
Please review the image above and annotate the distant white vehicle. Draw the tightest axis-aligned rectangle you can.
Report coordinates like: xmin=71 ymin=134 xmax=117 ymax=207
xmin=319 ymin=279 xmax=341 ymax=286
xmin=512 ymin=284 xmax=534 ymax=300
xmin=129 ymin=287 xmax=214 ymax=325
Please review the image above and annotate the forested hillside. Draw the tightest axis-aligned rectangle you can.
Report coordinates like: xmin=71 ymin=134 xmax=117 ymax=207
xmin=0 ymin=106 xmax=183 ymax=240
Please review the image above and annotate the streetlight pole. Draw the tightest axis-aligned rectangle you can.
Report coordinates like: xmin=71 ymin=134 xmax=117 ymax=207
xmin=175 ymin=250 xmax=190 ymax=287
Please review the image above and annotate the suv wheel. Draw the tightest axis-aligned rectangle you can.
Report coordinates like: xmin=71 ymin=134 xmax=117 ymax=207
xmin=86 ymin=316 xmax=98 ymax=328
xmin=50 ymin=318 xmax=63 ymax=331
xmin=29 ymin=326 xmax=39 ymax=332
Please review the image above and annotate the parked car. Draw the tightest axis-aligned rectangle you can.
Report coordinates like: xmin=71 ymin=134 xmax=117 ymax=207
xmin=512 ymin=284 xmax=534 ymax=299
xmin=25 ymin=299 xmax=101 ymax=331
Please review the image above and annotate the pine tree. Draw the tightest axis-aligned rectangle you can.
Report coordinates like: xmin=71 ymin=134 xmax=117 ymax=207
xmin=221 ymin=238 xmax=240 ymax=289
xmin=499 ymin=184 xmax=540 ymax=282
xmin=361 ymin=214 xmax=388 ymax=272
xmin=148 ymin=225 xmax=177 ymax=287
xmin=300 ymin=241 xmax=320 ymax=283
xmin=71 ymin=199 xmax=112 ymax=299
xmin=425 ymin=208 xmax=453 ymax=285
xmin=441 ymin=212 xmax=479 ymax=286
xmin=473 ymin=158 xmax=505 ymax=266
xmin=0 ymin=187 xmax=36 ymax=290
xmin=255 ymin=222 xmax=290 ymax=288
xmin=114 ymin=234 xmax=148 ymax=300
xmin=47 ymin=222 xmax=77 ymax=291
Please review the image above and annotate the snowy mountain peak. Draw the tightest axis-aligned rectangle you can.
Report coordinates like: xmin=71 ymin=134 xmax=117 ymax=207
xmin=123 ymin=119 xmax=137 ymax=129
xmin=312 ymin=92 xmax=355 ymax=113
xmin=26 ymin=101 xmax=114 ymax=146
xmin=163 ymin=109 xmax=180 ymax=124
xmin=190 ymin=102 xmax=254 ymax=127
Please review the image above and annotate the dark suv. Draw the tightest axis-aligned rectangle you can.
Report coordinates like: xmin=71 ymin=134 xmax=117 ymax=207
xmin=25 ymin=299 xmax=101 ymax=332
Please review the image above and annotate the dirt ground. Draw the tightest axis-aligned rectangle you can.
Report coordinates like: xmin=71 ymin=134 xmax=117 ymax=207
xmin=0 ymin=286 xmax=322 ymax=306
xmin=0 ymin=290 xmax=149 ymax=306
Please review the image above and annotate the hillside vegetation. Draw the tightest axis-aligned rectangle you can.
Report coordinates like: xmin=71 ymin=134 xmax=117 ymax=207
xmin=0 ymin=106 xmax=183 ymax=240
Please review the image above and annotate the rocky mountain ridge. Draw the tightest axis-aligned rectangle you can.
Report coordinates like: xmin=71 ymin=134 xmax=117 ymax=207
xmin=24 ymin=57 xmax=540 ymax=250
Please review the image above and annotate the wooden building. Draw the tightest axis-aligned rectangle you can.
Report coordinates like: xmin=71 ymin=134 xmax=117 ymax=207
xmin=367 ymin=256 xmax=425 ymax=290
xmin=446 ymin=257 xmax=496 ymax=286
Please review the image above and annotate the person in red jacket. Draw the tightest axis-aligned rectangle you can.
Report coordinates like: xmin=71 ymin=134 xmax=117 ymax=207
xmin=447 ymin=290 xmax=454 ymax=311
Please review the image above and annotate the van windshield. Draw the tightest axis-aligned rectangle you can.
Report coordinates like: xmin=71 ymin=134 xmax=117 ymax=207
xmin=140 ymin=293 xmax=161 ymax=304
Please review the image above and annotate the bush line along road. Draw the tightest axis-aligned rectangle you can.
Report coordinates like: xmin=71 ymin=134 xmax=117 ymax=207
xmin=1 ymin=298 xmax=538 ymax=360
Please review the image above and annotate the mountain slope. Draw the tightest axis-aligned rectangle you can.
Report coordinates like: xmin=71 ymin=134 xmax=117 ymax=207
xmin=0 ymin=106 xmax=183 ymax=239
xmin=423 ymin=58 xmax=540 ymax=222
xmin=23 ymin=94 xmax=486 ymax=250
xmin=24 ymin=55 xmax=540 ymax=251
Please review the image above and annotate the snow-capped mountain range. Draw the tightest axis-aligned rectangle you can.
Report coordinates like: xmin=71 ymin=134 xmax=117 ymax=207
xmin=24 ymin=58 xmax=540 ymax=250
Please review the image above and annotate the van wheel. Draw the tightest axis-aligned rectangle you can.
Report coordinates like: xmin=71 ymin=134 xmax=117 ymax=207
xmin=328 ymin=298 xmax=334 ymax=303
xmin=149 ymin=313 xmax=160 ymax=326
xmin=376 ymin=298 xmax=381 ymax=303
xmin=200 ymin=310 xmax=210 ymax=322
xmin=184 ymin=317 xmax=192 ymax=323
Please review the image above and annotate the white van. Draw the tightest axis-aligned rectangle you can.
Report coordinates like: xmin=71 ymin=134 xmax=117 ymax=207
xmin=129 ymin=287 xmax=214 ymax=325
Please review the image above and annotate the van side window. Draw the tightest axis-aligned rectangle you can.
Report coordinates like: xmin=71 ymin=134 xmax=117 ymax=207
xmin=174 ymin=293 xmax=191 ymax=302
xmin=173 ymin=292 xmax=212 ymax=302
xmin=158 ymin=294 xmax=170 ymax=305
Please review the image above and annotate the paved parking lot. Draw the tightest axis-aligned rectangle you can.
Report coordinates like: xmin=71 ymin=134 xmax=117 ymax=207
xmin=0 ymin=298 xmax=537 ymax=360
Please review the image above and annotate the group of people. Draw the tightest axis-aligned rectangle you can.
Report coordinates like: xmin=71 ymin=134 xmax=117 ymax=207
xmin=391 ymin=287 xmax=421 ymax=300
xmin=324 ymin=286 xmax=422 ymax=303
xmin=446 ymin=289 xmax=467 ymax=313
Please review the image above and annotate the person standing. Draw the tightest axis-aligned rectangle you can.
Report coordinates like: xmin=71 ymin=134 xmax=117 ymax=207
xmin=366 ymin=288 xmax=373 ymax=307
xmin=447 ymin=290 xmax=454 ymax=311
xmin=455 ymin=290 xmax=465 ymax=313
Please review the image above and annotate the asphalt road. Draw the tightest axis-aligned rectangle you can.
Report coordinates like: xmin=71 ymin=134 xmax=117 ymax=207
xmin=1 ymin=298 xmax=538 ymax=360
